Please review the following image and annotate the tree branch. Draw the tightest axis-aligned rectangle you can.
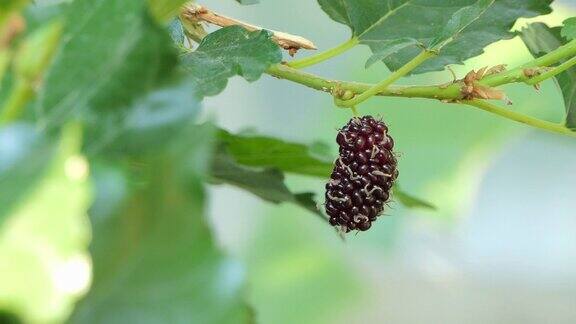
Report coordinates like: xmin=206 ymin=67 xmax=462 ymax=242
xmin=463 ymin=99 xmax=576 ymax=137
xmin=334 ymin=50 xmax=437 ymax=107
xmin=179 ymin=9 xmax=576 ymax=137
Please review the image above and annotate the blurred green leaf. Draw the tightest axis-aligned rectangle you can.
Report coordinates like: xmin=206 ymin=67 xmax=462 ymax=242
xmin=0 ymin=50 xmax=10 ymax=86
xmin=562 ymin=17 xmax=576 ymax=40
xmin=70 ymin=125 xmax=253 ymax=324
xmin=0 ymin=123 xmax=56 ymax=226
xmin=0 ymin=0 xmax=28 ymax=26
xmin=520 ymin=23 xmax=576 ymax=129
xmin=236 ymin=0 xmax=259 ymax=4
xmin=148 ymin=0 xmax=187 ymax=23
xmin=0 ymin=310 xmax=22 ymax=324
xmin=40 ymin=0 xmax=177 ymax=128
xmin=181 ymin=26 xmax=282 ymax=97
xmin=393 ymin=185 xmax=436 ymax=210
xmin=84 ymin=75 xmax=201 ymax=156
xmin=218 ymin=129 xmax=333 ymax=178
xmin=317 ymin=0 xmax=552 ymax=73
xmin=211 ymin=146 xmax=325 ymax=218
xmin=0 ymin=123 xmax=90 ymax=323
xmin=13 ymin=20 xmax=62 ymax=84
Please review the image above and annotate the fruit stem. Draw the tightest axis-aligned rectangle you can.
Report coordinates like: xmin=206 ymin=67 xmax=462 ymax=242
xmin=334 ymin=50 xmax=436 ymax=108
xmin=351 ymin=106 xmax=359 ymax=116
xmin=287 ymin=37 xmax=359 ymax=69
xmin=525 ymin=55 xmax=576 ymax=86
xmin=463 ymin=99 xmax=576 ymax=137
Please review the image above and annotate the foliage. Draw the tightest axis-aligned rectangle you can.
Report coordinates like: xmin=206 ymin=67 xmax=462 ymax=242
xmin=0 ymin=0 xmax=574 ymax=322
xmin=317 ymin=0 xmax=552 ymax=73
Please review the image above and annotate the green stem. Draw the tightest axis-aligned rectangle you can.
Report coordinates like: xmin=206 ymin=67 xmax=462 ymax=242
xmin=463 ymin=99 xmax=576 ymax=137
xmin=267 ymin=63 xmax=462 ymax=99
xmin=0 ymin=78 xmax=34 ymax=125
xmin=286 ymin=37 xmax=359 ymax=69
xmin=526 ymin=56 xmax=576 ymax=85
xmin=180 ymin=13 xmax=576 ymax=137
xmin=481 ymin=39 xmax=576 ymax=88
xmin=335 ymin=50 xmax=436 ymax=107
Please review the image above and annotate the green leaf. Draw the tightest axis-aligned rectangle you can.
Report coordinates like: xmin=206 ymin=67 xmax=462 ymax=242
xmin=393 ymin=185 xmax=436 ymax=210
xmin=365 ymin=38 xmax=420 ymax=68
xmin=0 ymin=0 xmax=28 ymax=26
xmin=520 ymin=23 xmax=576 ymax=129
xmin=211 ymin=146 xmax=324 ymax=218
xmin=0 ymin=123 xmax=56 ymax=226
xmin=84 ymin=75 xmax=201 ymax=157
xmin=13 ymin=20 xmax=62 ymax=84
xmin=428 ymin=0 xmax=495 ymax=50
xmin=70 ymin=126 xmax=253 ymax=324
xmin=218 ymin=129 xmax=333 ymax=178
xmin=317 ymin=0 xmax=552 ymax=74
xmin=40 ymin=0 xmax=177 ymax=129
xmin=561 ymin=17 xmax=576 ymax=41
xmin=236 ymin=0 xmax=259 ymax=4
xmin=0 ymin=123 xmax=90 ymax=324
xmin=148 ymin=0 xmax=187 ymax=23
xmin=181 ymin=25 xmax=282 ymax=98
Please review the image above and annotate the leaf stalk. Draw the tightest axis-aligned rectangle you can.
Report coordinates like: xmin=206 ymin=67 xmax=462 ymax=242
xmin=287 ymin=37 xmax=359 ymax=69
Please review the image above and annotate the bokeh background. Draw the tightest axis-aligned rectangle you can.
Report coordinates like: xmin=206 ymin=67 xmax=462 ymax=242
xmin=1 ymin=1 xmax=576 ymax=323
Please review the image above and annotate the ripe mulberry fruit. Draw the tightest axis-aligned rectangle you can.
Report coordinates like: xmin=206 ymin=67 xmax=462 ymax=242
xmin=325 ymin=116 xmax=398 ymax=232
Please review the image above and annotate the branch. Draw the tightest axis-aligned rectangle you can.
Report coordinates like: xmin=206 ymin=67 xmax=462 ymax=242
xmin=334 ymin=50 xmax=436 ymax=107
xmin=179 ymin=10 xmax=576 ymax=137
xmin=181 ymin=3 xmax=317 ymax=54
xmin=525 ymin=56 xmax=576 ymax=86
xmin=463 ymin=100 xmax=576 ymax=137
xmin=266 ymin=63 xmax=461 ymax=100
xmin=287 ymin=37 xmax=359 ymax=69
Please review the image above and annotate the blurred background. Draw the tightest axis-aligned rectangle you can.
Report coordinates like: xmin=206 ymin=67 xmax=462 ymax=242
xmin=1 ymin=0 xmax=576 ymax=323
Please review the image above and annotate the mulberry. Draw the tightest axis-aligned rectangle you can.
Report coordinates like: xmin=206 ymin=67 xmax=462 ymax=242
xmin=325 ymin=116 xmax=398 ymax=232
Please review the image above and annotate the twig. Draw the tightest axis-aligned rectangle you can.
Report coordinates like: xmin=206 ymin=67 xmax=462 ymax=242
xmin=181 ymin=3 xmax=317 ymax=55
xmin=334 ymin=50 xmax=436 ymax=107
xmin=178 ymin=11 xmax=576 ymax=137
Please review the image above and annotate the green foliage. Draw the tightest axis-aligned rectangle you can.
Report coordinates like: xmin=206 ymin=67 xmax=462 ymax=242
xmin=428 ymin=0 xmax=494 ymax=50
xmin=181 ymin=26 xmax=282 ymax=98
xmin=0 ymin=0 xmax=28 ymax=26
xmin=317 ymin=0 xmax=552 ymax=73
xmin=218 ymin=129 xmax=333 ymax=178
xmin=0 ymin=124 xmax=56 ymax=226
xmin=148 ymin=0 xmax=188 ymax=23
xmin=40 ymin=0 xmax=177 ymax=129
xmin=13 ymin=20 xmax=62 ymax=84
xmin=0 ymin=124 xmax=90 ymax=323
xmin=393 ymin=186 xmax=437 ymax=210
xmin=70 ymin=127 xmax=253 ymax=324
xmin=211 ymin=146 xmax=324 ymax=217
xmin=83 ymin=75 xmax=201 ymax=156
xmin=0 ymin=0 xmax=574 ymax=322
xmin=562 ymin=17 xmax=576 ymax=41
xmin=521 ymin=23 xmax=576 ymax=129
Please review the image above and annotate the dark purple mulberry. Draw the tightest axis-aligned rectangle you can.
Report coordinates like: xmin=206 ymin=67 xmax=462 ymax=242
xmin=325 ymin=116 xmax=398 ymax=232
